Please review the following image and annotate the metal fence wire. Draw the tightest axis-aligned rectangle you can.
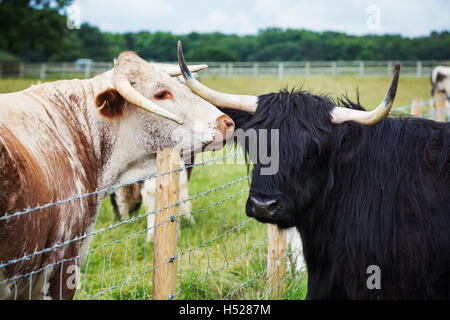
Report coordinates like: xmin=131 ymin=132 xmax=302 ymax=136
xmin=0 ymin=147 xmax=304 ymax=300
xmin=0 ymin=96 xmax=447 ymax=300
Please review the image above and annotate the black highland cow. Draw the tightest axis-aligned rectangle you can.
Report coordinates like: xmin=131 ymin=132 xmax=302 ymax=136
xmin=178 ymin=41 xmax=450 ymax=299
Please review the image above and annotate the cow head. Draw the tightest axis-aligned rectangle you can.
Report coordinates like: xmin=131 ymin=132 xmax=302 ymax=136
xmin=177 ymin=41 xmax=400 ymax=229
xmin=95 ymin=51 xmax=235 ymax=168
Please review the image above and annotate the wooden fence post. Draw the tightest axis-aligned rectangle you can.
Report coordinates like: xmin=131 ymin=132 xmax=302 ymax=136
xmin=331 ymin=61 xmax=337 ymax=76
xmin=416 ymin=61 xmax=422 ymax=77
xmin=228 ymin=62 xmax=234 ymax=77
xmin=278 ymin=62 xmax=284 ymax=79
xmin=434 ymin=92 xmax=446 ymax=122
xmin=19 ymin=63 xmax=25 ymax=78
xmin=305 ymin=61 xmax=310 ymax=77
xmin=411 ymin=98 xmax=423 ymax=117
xmin=153 ymin=148 xmax=181 ymax=300
xmin=62 ymin=63 xmax=67 ymax=79
xmin=267 ymin=224 xmax=287 ymax=299
xmin=84 ymin=63 xmax=91 ymax=79
xmin=40 ymin=63 xmax=46 ymax=80
xmin=359 ymin=61 xmax=365 ymax=77
xmin=387 ymin=61 xmax=392 ymax=76
xmin=220 ymin=63 xmax=226 ymax=77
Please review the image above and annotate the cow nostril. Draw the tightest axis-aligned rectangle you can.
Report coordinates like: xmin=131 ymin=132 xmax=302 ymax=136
xmin=265 ymin=199 xmax=278 ymax=212
xmin=223 ymin=117 xmax=235 ymax=129
xmin=250 ymin=197 xmax=278 ymax=215
xmin=217 ymin=115 xmax=235 ymax=134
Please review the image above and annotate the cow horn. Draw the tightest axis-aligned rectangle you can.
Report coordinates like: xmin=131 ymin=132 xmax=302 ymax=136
xmin=113 ymin=72 xmax=183 ymax=124
xmin=177 ymin=41 xmax=258 ymax=113
xmin=165 ymin=64 xmax=208 ymax=77
xmin=330 ymin=64 xmax=400 ymax=125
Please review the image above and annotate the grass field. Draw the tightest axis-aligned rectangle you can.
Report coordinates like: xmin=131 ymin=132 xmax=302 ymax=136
xmin=0 ymin=75 xmax=431 ymax=300
xmin=0 ymin=75 xmax=432 ymax=107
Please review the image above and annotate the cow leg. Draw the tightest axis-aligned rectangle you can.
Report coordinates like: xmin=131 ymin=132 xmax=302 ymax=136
xmin=179 ymin=168 xmax=194 ymax=224
xmin=116 ymin=194 xmax=131 ymax=220
xmin=110 ymin=193 xmax=122 ymax=221
xmin=26 ymin=266 xmax=55 ymax=300
xmin=142 ymin=167 xmax=194 ymax=243
xmin=286 ymin=227 xmax=304 ymax=274
xmin=141 ymin=179 xmax=157 ymax=242
xmin=0 ymin=269 xmax=12 ymax=299
xmin=0 ymin=265 xmax=56 ymax=300
xmin=45 ymin=262 xmax=78 ymax=300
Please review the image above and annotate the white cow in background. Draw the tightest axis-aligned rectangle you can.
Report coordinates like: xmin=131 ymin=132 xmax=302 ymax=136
xmin=110 ymin=159 xmax=193 ymax=242
xmin=286 ymin=228 xmax=305 ymax=274
xmin=430 ymin=66 xmax=450 ymax=115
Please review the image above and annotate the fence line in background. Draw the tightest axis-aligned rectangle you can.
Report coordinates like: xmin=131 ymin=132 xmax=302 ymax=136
xmin=393 ymin=93 xmax=448 ymax=121
xmin=0 ymin=60 xmax=448 ymax=80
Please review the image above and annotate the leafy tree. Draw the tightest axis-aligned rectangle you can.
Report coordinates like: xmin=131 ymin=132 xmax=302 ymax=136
xmin=1 ymin=3 xmax=449 ymax=63
xmin=185 ymin=46 xmax=238 ymax=62
xmin=0 ymin=0 xmax=73 ymax=61
xmin=249 ymin=42 xmax=303 ymax=61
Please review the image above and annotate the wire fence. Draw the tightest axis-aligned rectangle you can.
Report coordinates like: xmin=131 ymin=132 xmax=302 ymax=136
xmin=0 ymin=60 xmax=448 ymax=80
xmin=0 ymin=91 xmax=447 ymax=300
xmin=391 ymin=93 xmax=449 ymax=121
xmin=0 ymin=147 xmax=304 ymax=300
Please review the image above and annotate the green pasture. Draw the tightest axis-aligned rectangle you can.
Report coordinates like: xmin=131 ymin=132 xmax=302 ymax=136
xmin=0 ymin=75 xmax=431 ymax=300
xmin=0 ymin=75 xmax=432 ymax=108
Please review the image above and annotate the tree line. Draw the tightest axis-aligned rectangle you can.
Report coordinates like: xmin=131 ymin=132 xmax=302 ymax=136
xmin=1 ymin=0 xmax=449 ymax=63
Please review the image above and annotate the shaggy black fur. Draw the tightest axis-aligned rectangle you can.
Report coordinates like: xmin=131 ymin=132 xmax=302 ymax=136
xmin=221 ymin=89 xmax=450 ymax=300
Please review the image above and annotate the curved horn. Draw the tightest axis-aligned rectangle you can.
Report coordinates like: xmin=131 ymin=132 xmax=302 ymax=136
xmin=330 ymin=64 xmax=400 ymax=125
xmin=113 ymin=72 xmax=183 ymax=124
xmin=178 ymin=40 xmax=258 ymax=113
xmin=164 ymin=64 xmax=208 ymax=77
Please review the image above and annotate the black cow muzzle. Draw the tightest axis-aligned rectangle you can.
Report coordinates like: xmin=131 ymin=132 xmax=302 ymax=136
xmin=247 ymin=196 xmax=279 ymax=222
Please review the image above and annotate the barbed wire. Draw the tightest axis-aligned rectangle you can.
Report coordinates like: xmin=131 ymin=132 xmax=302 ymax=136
xmin=0 ymin=151 xmax=244 ymax=222
xmin=0 ymin=174 xmax=249 ymax=270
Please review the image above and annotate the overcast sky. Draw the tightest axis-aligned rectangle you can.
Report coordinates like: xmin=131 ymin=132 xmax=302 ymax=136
xmin=71 ymin=0 xmax=450 ymax=37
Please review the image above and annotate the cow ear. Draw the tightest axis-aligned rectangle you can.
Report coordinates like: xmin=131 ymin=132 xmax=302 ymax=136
xmin=95 ymin=88 xmax=126 ymax=118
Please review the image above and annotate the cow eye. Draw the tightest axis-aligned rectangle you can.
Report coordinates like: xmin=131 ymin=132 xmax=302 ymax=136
xmin=154 ymin=90 xmax=173 ymax=100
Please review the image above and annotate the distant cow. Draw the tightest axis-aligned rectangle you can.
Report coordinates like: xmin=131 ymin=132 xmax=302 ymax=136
xmin=431 ymin=66 xmax=450 ymax=98
xmin=110 ymin=158 xmax=194 ymax=242
xmin=0 ymin=51 xmax=235 ymax=300
xmin=179 ymin=42 xmax=450 ymax=300
xmin=431 ymin=66 xmax=450 ymax=114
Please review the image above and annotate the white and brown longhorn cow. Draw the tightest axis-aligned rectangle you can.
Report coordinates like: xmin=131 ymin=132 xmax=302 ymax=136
xmin=0 ymin=51 xmax=235 ymax=300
